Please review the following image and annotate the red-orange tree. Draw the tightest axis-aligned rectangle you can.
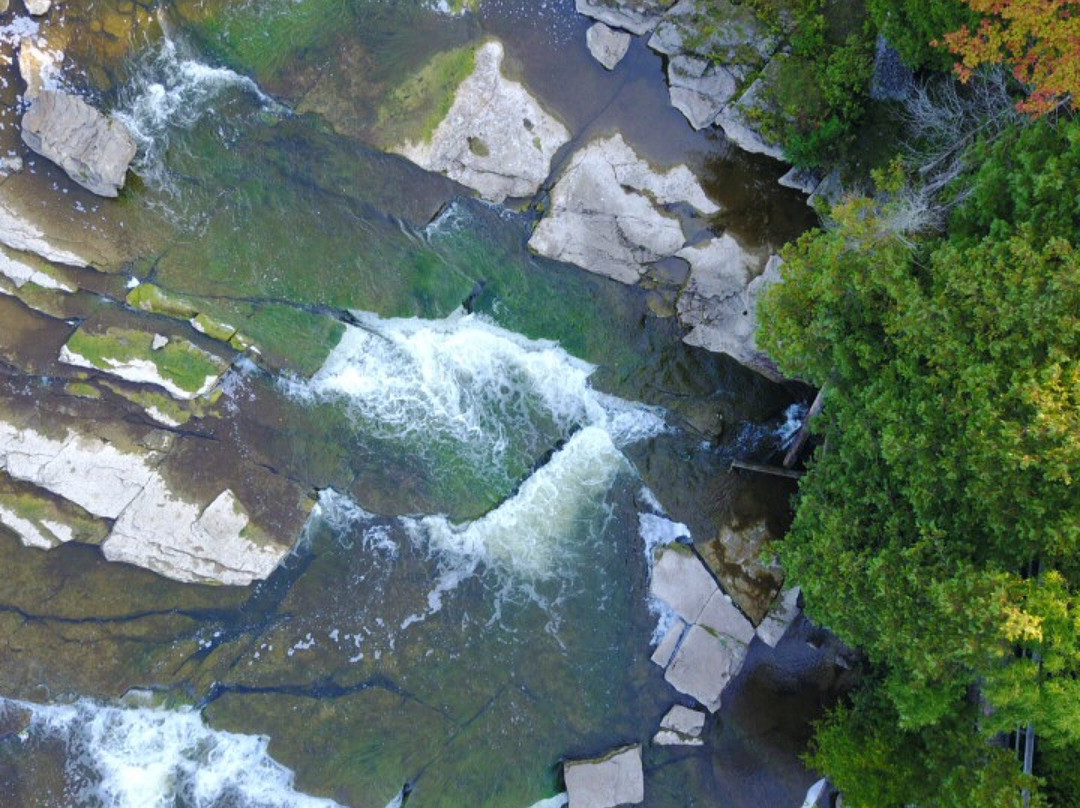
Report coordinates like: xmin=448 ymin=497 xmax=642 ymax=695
xmin=942 ymin=0 xmax=1080 ymax=114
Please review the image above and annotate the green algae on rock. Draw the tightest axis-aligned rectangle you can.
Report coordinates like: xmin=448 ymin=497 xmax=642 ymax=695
xmin=61 ymin=326 xmax=230 ymax=400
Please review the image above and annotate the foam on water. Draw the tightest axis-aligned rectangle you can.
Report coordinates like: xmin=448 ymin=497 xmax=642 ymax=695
xmin=11 ymin=697 xmax=343 ymax=808
xmin=405 ymin=426 xmax=630 ymax=581
xmin=289 ymin=311 xmax=665 ymax=491
xmin=116 ymin=34 xmax=284 ymax=188
xmin=638 ymin=509 xmax=693 ymax=645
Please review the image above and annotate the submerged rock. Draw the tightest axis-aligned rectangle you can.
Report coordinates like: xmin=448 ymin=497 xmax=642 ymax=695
xmin=653 ymin=704 xmax=706 ymax=746
xmin=0 ymin=194 xmax=90 ymax=268
xmin=394 ymin=41 xmax=570 ymax=203
xmin=21 ymin=89 xmax=137 ymax=197
xmin=586 ymin=22 xmax=631 ymax=70
xmin=529 ymin=133 xmax=717 ymax=284
xmin=563 ymin=745 xmax=644 ymax=808
xmin=17 ymin=39 xmax=62 ymax=102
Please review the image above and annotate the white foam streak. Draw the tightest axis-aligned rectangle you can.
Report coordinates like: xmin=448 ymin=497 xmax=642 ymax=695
xmin=406 ymin=426 xmax=629 ymax=579
xmin=116 ymin=35 xmax=283 ymax=185
xmin=13 ymin=698 xmax=343 ymax=808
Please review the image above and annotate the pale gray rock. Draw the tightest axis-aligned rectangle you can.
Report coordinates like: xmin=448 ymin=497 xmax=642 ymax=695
xmin=756 ymin=586 xmax=802 ymax=647
xmin=0 ymin=503 xmax=62 ymax=549
xmin=808 ymin=169 xmax=843 ymax=209
xmin=801 ymin=778 xmax=830 ymax=808
xmin=667 ymin=56 xmax=737 ymax=129
xmin=575 ymin=0 xmax=674 ymax=36
xmin=650 ymin=544 xmax=721 ymax=625
xmin=0 ymin=419 xmax=292 ymax=585
xmin=18 ymin=39 xmax=62 ymax=102
xmin=21 ymin=89 xmax=138 ymax=197
xmin=564 ymin=745 xmax=644 ymax=808
xmin=151 ymin=334 xmax=169 ymax=351
xmin=586 ymin=22 xmax=631 ymax=70
xmin=653 ymin=704 xmax=706 ymax=746
xmin=105 ymin=484 xmax=290 ymax=586
xmin=0 ymin=157 xmax=24 ymax=175
xmin=650 ymin=617 xmax=686 ymax=667
xmin=395 ymin=41 xmax=570 ymax=204
xmin=680 ymin=251 xmax=784 ymax=380
xmin=25 ymin=0 xmax=51 ymax=15
xmin=529 ymin=134 xmax=717 ymax=284
xmin=0 ymin=423 xmax=159 ymax=520
xmin=779 ymin=166 xmax=822 ymax=196
xmin=664 ymin=623 xmax=750 ymax=712
xmin=696 ymin=587 xmax=756 ymax=645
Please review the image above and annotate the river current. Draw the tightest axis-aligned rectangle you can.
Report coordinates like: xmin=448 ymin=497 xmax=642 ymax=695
xmin=0 ymin=0 xmax=836 ymax=805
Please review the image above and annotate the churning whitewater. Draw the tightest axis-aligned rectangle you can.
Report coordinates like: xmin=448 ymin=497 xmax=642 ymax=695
xmin=290 ymin=310 xmax=667 ymax=580
xmin=5 ymin=697 xmax=343 ymax=808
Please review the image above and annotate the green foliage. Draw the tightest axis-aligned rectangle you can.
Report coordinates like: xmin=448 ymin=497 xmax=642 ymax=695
xmin=864 ymin=0 xmax=976 ymax=69
xmin=751 ymin=3 xmax=876 ymax=168
xmin=757 ymin=125 xmax=1080 ymax=802
xmin=812 ymin=689 xmax=1044 ymax=808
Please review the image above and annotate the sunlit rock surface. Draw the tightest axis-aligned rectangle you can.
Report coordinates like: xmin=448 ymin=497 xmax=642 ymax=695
xmin=564 ymin=745 xmax=644 ymax=808
xmin=653 ymin=704 xmax=706 ymax=745
xmin=529 ymin=133 xmax=717 ymax=284
xmin=586 ymin=22 xmax=631 ymax=70
xmin=395 ymin=41 xmax=570 ymax=203
xmin=575 ymin=0 xmax=676 ymax=35
xmin=21 ymin=89 xmax=137 ymax=197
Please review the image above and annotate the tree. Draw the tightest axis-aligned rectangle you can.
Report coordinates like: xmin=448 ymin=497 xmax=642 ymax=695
xmin=757 ymin=142 xmax=1080 ymax=803
xmin=942 ymin=0 xmax=1080 ymax=114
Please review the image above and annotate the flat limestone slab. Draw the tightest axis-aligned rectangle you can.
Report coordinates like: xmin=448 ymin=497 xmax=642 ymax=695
xmin=396 ymin=41 xmax=570 ymax=203
xmin=664 ymin=623 xmax=749 ymax=712
xmin=564 ymin=745 xmax=644 ymax=808
xmin=649 ymin=544 xmax=720 ymax=625
xmin=653 ymin=704 xmax=706 ymax=745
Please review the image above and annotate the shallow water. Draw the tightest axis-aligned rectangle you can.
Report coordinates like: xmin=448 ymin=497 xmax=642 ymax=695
xmin=0 ymin=0 xmax=835 ymax=805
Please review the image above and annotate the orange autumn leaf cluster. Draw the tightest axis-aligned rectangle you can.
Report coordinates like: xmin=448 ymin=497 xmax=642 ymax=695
xmin=941 ymin=0 xmax=1080 ymax=114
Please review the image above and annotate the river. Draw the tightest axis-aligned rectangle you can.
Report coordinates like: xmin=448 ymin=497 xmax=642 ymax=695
xmin=0 ymin=0 xmax=841 ymax=806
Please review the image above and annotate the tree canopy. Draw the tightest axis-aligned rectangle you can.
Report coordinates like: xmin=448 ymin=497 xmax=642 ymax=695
xmin=757 ymin=118 xmax=1080 ymax=806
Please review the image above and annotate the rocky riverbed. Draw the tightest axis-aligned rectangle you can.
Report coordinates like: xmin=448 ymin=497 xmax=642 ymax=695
xmin=0 ymin=0 xmax=854 ymax=805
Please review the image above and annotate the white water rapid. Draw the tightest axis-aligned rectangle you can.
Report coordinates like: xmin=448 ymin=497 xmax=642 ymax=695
xmin=6 ymin=697 xmax=343 ymax=808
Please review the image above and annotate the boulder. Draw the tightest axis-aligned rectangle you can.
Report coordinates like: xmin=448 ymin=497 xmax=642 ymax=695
xmin=25 ymin=0 xmax=51 ymax=15
xmin=529 ymin=134 xmax=717 ymax=284
xmin=650 ymin=545 xmax=755 ymax=711
xmin=649 ymin=0 xmax=779 ymax=130
xmin=778 ymin=166 xmax=822 ymax=196
xmin=395 ymin=41 xmax=570 ymax=203
xmin=21 ymin=89 xmax=137 ymax=197
xmin=650 ymin=543 xmax=722 ymax=625
xmin=653 ymin=704 xmax=706 ymax=746
xmin=586 ymin=22 xmax=632 ymax=70
xmin=650 ymin=617 xmax=686 ymax=667
xmin=575 ymin=0 xmax=675 ymax=36
xmin=666 ymin=56 xmax=737 ymax=130
xmin=563 ymin=745 xmax=644 ymax=808
xmin=679 ymin=251 xmax=784 ymax=381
